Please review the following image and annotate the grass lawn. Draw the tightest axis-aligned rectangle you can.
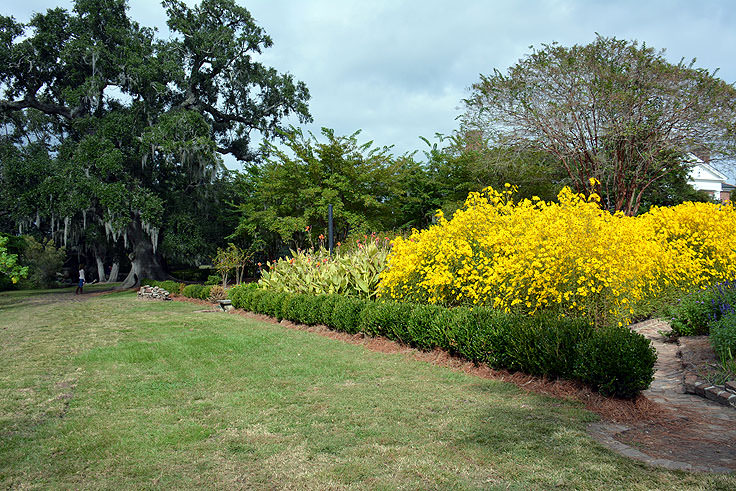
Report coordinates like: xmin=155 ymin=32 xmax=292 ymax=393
xmin=0 ymin=289 xmax=733 ymax=489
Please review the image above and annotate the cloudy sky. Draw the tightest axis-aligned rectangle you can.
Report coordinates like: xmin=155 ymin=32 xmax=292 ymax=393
xmin=5 ymin=0 xmax=736 ymax=163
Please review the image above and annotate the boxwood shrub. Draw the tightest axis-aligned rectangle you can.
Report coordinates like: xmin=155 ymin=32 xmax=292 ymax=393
xmin=505 ymin=314 xmax=594 ymax=378
xmin=331 ymin=296 xmax=369 ymax=334
xmin=237 ymin=289 xmax=655 ymax=398
xmin=407 ymin=304 xmax=446 ymax=351
xmin=574 ymin=325 xmax=656 ymax=398
xmin=181 ymin=284 xmax=204 ymax=299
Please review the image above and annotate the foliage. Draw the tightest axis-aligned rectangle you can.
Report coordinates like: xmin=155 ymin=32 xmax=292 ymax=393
xmin=20 ymin=236 xmax=65 ymax=289
xmin=0 ymin=235 xmax=28 ymax=285
xmin=575 ymin=326 xmax=657 ymax=398
xmin=212 ymin=243 xmax=254 ymax=287
xmin=226 ymin=283 xmax=257 ymax=308
xmin=181 ymin=284 xmax=205 ymax=299
xmin=0 ymin=0 xmax=310 ymax=282
xmin=668 ymin=289 xmax=716 ymax=336
xmin=504 ymin=314 xmax=594 ymax=378
xmin=259 ymin=237 xmax=391 ymax=298
xmin=330 ymin=296 xmax=368 ymax=334
xmin=232 ymin=128 xmax=399 ymax=256
xmin=462 ymin=35 xmax=736 ymax=215
xmin=379 ymin=185 xmax=736 ymax=327
xmin=205 ymin=275 xmax=221 ymax=286
xmin=710 ymin=312 xmax=736 ymax=362
xmin=207 ymin=285 xmax=226 ymax=302
xmin=668 ymin=281 xmax=736 ymax=336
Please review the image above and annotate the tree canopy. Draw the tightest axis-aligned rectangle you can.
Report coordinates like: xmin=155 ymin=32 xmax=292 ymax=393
xmin=0 ymin=0 xmax=310 ymax=285
xmin=233 ymin=128 xmax=399 ymax=257
xmin=462 ymin=35 xmax=736 ymax=215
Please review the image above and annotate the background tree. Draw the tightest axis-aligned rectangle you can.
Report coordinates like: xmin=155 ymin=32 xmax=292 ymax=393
xmin=463 ymin=35 xmax=736 ymax=215
xmin=233 ymin=128 xmax=399 ymax=259
xmin=0 ymin=0 xmax=310 ymax=286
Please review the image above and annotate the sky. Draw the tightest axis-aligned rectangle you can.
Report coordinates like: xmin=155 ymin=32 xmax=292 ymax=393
xmin=4 ymin=0 xmax=736 ymax=168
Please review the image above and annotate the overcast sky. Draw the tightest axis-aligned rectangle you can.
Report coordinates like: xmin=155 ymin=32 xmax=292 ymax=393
xmin=5 ymin=0 xmax=736 ymax=166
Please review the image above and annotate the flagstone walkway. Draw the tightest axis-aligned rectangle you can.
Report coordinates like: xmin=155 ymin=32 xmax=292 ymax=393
xmin=588 ymin=319 xmax=736 ymax=473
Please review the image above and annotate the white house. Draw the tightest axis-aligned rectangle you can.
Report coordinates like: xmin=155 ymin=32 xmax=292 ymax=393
xmin=687 ymin=154 xmax=732 ymax=201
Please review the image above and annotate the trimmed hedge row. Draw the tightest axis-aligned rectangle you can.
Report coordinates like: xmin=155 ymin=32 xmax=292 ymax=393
xmin=226 ymin=285 xmax=656 ymax=398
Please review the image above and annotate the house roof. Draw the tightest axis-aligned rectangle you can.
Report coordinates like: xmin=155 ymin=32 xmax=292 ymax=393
xmin=687 ymin=154 xmax=728 ymax=182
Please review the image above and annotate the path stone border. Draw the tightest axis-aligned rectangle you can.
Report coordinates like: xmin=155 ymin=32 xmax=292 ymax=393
xmin=684 ymin=374 xmax=736 ymax=408
xmin=586 ymin=319 xmax=736 ymax=473
xmin=588 ymin=422 xmax=732 ymax=473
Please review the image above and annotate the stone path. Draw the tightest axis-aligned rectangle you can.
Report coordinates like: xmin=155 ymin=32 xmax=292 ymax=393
xmin=588 ymin=319 xmax=736 ymax=473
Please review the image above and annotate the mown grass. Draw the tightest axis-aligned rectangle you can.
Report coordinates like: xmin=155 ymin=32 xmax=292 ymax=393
xmin=0 ymin=289 xmax=733 ymax=489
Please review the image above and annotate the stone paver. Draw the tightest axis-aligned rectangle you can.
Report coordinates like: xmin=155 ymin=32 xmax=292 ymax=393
xmin=588 ymin=319 xmax=736 ymax=473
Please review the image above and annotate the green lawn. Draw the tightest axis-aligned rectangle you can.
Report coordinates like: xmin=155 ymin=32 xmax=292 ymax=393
xmin=0 ymin=290 xmax=732 ymax=489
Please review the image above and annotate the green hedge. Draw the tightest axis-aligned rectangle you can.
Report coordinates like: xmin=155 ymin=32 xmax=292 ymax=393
xmin=226 ymin=288 xmax=655 ymax=398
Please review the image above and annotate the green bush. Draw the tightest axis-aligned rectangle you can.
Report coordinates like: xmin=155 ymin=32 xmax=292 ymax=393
xmin=331 ymin=296 xmax=368 ymax=334
xmin=205 ymin=274 xmax=221 ymax=285
xmin=574 ymin=326 xmax=656 ymax=398
xmin=406 ymin=304 xmax=446 ymax=351
xmin=21 ymin=236 xmax=65 ymax=289
xmin=505 ymin=314 xmax=593 ymax=378
xmin=181 ymin=284 xmax=204 ymax=299
xmin=359 ymin=301 xmax=413 ymax=342
xmin=244 ymin=288 xmax=267 ymax=312
xmin=250 ymin=288 xmax=655 ymax=398
xmin=668 ymin=281 xmax=736 ymax=336
xmin=711 ymin=311 xmax=736 ymax=360
xmin=199 ymin=285 xmax=213 ymax=300
xmin=227 ymin=283 xmax=257 ymax=309
xmin=282 ymin=294 xmax=307 ymax=322
xmin=259 ymin=291 xmax=287 ymax=318
xmin=317 ymin=294 xmax=342 ymax=326
xmin=299 ymin=295 xmax=323 ymax=326
xmin=445 ymin=307 xmax=513 ymax=366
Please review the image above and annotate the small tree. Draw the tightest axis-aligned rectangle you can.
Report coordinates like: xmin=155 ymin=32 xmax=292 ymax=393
xmin=463 ymin=35 xmax=736 ymax=215
xmin=212 ymin=243 xmax=255 ymax=288
xmin=21 ymin=236 xmax=65 ymax=288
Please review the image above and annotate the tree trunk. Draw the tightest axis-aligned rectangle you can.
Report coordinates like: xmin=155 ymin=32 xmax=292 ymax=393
xmin=106 ymin=262 xmax=119 ymax=283
xmin=96 ymin=256 xmax=107 ymax=282
xmin=121 ymin=220 xmax=167 ymax=288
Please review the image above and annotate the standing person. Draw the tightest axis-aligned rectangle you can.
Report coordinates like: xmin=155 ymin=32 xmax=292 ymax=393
xmin=76 ymin=264 xmax=85 ymax=295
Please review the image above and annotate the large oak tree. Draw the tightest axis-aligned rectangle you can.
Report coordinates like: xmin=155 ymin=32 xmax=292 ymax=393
xmin=462 ymin=35 xmax=736 ymax=215
xmin=0 ymin=0 xmax=310 ymax=286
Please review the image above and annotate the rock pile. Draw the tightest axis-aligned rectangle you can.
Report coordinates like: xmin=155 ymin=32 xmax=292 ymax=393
xmin=137 ymin=285 xmax=172 ymax=301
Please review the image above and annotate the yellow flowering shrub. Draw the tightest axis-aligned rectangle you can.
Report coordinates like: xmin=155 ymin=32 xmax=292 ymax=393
xmin=378 ymin=184 xmax=736 ymax=326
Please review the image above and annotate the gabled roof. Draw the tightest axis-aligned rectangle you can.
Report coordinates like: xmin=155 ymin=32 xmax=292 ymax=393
xmin=687 ymin=153 xmax=728 ymax=182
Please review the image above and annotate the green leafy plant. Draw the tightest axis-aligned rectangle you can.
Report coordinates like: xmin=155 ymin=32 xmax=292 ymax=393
xmin=0 ymin=235 xmax=28 ymax=285
xmin=259 ymin=238 xmax=391 ymax=298
xmin=575 ymin=326 xmax=657 ymax=398
xmin=208 ymin=285 xmax=226 ymax=302
xmin=181 ymin=284 xmax=205 ymax=299
xmin=710 ymin=311 xmax=736 ymax=361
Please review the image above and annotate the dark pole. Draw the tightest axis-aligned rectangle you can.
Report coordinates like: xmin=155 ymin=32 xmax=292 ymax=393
xmin=328 ymin=204 xmax=334 ymax=254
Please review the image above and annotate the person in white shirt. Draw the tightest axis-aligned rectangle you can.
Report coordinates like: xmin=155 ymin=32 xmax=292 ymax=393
xmin=76 ymin=265 xmax=85 ymax=295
